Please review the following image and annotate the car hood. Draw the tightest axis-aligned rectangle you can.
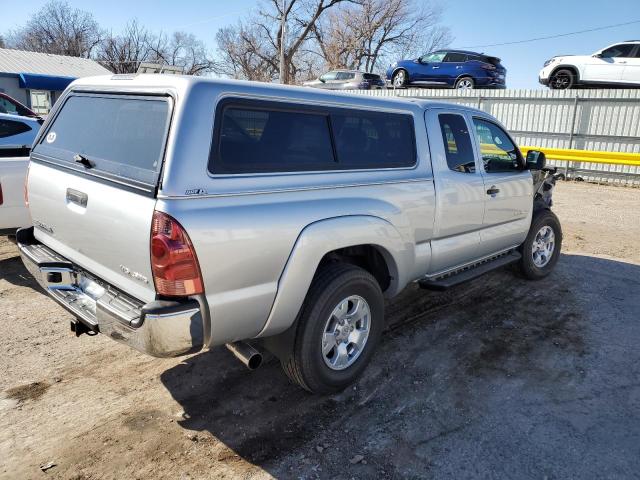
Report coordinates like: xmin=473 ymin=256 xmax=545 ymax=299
xmin=549 ymin=54 xmax=593 ymax=62
xmin=394 ymin=59 xmax=418 ymax=68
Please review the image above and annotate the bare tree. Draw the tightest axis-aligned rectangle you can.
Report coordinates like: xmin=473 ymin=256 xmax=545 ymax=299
xmin=149 ymin=31 xmax=215 ymax=76
xmin=314 ymin=0 xmax=452 ymax=73
xmin=213 ymin=24 xmax=279 ymax=81
xmin=214 ymin=0 xmax=351 ymax=84
xmin=0 ymin=35 xmax=5 ymax=49
xmin=7 ymin=0 xmax=103 ymax=58
xmin=97 ymin=20 xmax=153 ymax=74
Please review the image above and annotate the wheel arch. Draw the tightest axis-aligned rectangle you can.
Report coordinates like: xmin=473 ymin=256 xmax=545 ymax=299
xmin=256 ymin=215 xmax=411 ymax=338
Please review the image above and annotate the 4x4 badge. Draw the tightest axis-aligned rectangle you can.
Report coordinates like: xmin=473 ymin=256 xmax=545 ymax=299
xmin=185 ymin=188 xmax=207 ymax=196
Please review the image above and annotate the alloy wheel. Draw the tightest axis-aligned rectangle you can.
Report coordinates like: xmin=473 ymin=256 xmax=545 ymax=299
xmin=393 ymin=71 xmax=405 ymax=87
xmin=321 ymin=295 xmax=371 ymax=370
xmin=457 ymin=78 xmax=474 ymax=90
xmin=551 ymin=73 xmax=571 ymax=89
xmin=531 ymin=225 xmax=555 ymax=268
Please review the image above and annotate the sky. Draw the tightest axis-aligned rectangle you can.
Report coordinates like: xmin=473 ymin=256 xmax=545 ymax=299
xmin=1 ymin=0 xmax=639 ymax=89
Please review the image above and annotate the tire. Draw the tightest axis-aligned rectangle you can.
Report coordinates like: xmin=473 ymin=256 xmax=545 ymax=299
xmin=549 ymin=69 xmax=575 ymax=90
xmin=281 ymin=263 xmax=384 ymax=394
xmin=392 ymin=69 xmax=408 ymax=88
xmin=518 ymin=210 xmax=563 ymax=280
xmin=455 ymin=76 xmax=475 ymax=90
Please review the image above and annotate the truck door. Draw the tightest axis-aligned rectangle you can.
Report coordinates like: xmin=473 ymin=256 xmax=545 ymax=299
xmin=470 ymin=116 xmax=533 ymax=253
xmin=584 ymin=44 xmax=635 ymax=83
xmin=424 ymin=109 xmax=486 ymax=274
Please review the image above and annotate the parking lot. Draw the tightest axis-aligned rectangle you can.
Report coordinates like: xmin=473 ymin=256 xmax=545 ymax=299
xmin=1 ymin=181 xmax=639 ymax=479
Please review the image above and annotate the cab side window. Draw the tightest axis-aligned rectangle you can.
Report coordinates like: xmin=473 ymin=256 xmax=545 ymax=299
xmin=320 ymin=71 xmax=338 ymax=81
xmin=336 ymin=72 xmax=355 ymax=80
xmin=420 ymin=52 xmax=446 ymax=63
xmin=438 ymin=114 xmax=476 ymax=173
xmin=473 ymin=118 xmax=523 ymax=173
xmin=601 ymin=44 xmax=635 ymax=58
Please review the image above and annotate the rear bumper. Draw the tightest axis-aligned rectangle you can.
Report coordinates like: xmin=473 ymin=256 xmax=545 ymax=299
xmin=17 ymin=227 xmax=204 ymax=358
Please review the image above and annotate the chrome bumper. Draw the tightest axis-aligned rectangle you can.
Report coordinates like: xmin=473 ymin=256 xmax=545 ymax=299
xmin=17 ymin=227 xmax=204 ymax=358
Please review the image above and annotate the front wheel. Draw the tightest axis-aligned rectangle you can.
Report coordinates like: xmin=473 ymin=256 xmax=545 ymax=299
xmin=518 ymin=210 xmax=563 ymax=280
xmin=281 ymin=263 xmax=384 ymax=394
xmin=392 ymin=69 xmax=408 ymax=88
xmin=549 ymin=69 xmax=575 ymax=90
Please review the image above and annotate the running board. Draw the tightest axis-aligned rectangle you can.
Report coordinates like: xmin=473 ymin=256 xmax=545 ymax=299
xmin=418 ymin=251 xmax=522 ymax=291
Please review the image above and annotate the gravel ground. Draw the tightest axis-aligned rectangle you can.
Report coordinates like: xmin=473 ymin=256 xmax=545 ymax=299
xmin=1 ymin=181 xmax=639 ymax=479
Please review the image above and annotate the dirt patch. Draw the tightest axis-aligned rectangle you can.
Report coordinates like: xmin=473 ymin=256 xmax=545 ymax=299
xmin=5 ymin=382 xmax=50 ymax=403
xmin=1 ymin=181 xmax=640 ymax=479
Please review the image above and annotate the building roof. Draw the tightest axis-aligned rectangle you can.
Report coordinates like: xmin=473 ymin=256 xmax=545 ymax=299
xmin=0 ymin=48 xmax=110 ymax=77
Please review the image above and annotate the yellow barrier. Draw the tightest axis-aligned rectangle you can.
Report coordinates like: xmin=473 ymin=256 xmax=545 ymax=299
xmin=520 ymin=146 xmax=640 ymax=168
xmin=447 ymin=141 xmax=640 ymax=167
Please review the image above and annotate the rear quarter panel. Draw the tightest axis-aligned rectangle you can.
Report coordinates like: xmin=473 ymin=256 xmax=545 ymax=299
xmin=158 ymin=180 xmax=435 ymax=345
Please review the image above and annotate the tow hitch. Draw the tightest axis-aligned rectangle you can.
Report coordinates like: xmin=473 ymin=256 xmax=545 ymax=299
xmin=70 ymin=320 xmax=97 ymax=337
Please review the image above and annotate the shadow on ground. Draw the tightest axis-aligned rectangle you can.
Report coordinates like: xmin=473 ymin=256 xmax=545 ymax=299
xmin=159 ymin=254 xmax=640 ymax=478
xmin=0 ymin=256 xmax=41 ymax=290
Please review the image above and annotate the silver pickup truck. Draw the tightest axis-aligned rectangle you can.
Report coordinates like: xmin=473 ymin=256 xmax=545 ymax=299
xmin=18 ymin=75 xmax=561 ymax=393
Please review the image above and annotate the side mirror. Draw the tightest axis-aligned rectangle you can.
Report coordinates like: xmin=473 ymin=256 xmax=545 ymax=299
xmin=526 ymin=150 xmax=546 ymax=170
xmin=319 ymin=77 xmax=326 ymax=83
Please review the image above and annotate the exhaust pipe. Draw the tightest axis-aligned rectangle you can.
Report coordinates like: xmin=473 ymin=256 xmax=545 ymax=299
xmin=226 ymin=342 xmax=263 ymax=370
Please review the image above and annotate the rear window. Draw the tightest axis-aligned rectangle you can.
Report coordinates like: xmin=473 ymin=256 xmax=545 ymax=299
xmin=210 ymin=99 xmax=416 ymax=174
xmin=33 ymin=94 xmax=171 ymax=187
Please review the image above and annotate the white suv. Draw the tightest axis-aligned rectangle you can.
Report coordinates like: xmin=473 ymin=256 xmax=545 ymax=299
xmin=539 ymin=41 xmax=640 ymax=89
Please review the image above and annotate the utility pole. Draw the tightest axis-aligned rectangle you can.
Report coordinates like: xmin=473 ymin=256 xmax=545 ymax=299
xmin=279 ymin=0 xmax=287 ymax=84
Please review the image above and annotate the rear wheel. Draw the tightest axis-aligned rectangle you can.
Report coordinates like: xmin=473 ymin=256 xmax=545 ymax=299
xmin=281 ymin=263 xmax=384 ymax=394
xmin=549 ymin=69 xmax=575 ymax=90
xmin=455 ymin=77 xmax=475 ymax=90
xmin=392 ymin=69 xmax=408 ymax=88
xmin=518 ymin=210 xmax=562 ymax=279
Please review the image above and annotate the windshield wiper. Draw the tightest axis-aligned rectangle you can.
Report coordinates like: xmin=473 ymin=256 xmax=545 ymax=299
xmin=74 ymin=153 xmax=95 ymax=169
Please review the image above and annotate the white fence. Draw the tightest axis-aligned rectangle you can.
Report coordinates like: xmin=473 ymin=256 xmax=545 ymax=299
xmin=349 ymin=88 xmax=640 ymax=185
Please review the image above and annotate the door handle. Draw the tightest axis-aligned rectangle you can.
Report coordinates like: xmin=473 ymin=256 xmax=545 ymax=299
xmin=619 ymin=61 xmax=627 ymax=64
xmin=486 ymin=186 xmax=500 ymax=195
xmin=66 ymin=188 xmax=88 ymax=207
xmin=432 ymin=66 xmax=440 ymax=69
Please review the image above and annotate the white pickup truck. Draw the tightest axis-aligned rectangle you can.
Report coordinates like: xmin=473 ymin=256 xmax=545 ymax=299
xmin=0 ymin=113 xmax=40 ymax=234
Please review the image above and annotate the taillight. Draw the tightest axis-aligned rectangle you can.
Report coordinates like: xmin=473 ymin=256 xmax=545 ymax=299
xmin=150 ymin=211 xmax=204 ymax=297
xmin=481 ymin=63 xmax=497 ymax=71
xmin=23 ymin=164 xmax=30 ymax=207
xmin=0 ymin=183 xmax=3 ymax=206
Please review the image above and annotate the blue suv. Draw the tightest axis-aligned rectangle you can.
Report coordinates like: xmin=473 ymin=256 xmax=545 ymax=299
xmin=386 ymin=50 xmax=507 ymax=89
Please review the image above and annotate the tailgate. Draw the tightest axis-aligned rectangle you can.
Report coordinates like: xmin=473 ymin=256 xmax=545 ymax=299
xmin=28 ymin=92 xmax=172 ymax=302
